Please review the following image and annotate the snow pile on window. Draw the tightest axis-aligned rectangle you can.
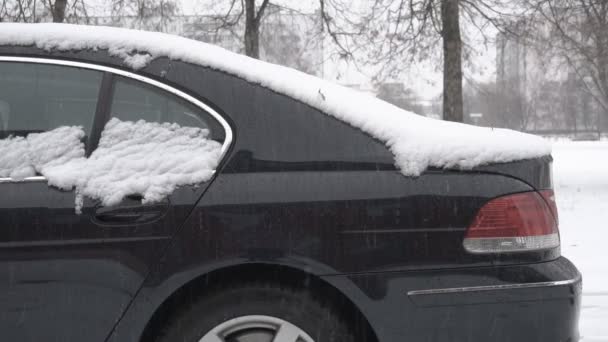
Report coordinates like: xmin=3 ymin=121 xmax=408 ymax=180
xmin=0 ymin=126 xmax=84 ymax=179
xmin=45 ymin=119 xmax=222 ymax=210
xmin=0 ymin=119 xmax=222 ymax=211
xmin=0 ymin=23 xmax=551 ymax=175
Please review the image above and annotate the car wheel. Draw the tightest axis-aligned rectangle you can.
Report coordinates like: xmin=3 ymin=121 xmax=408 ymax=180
xmin=154 ymin=283 xmax=357 ymax=342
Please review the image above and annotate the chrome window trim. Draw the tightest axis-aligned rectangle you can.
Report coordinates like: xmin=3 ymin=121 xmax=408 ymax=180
xmin=406 ymin=272 xmax=581 ymax=296
xmin=0 ymin=56 xmax=233 ymax=184
xmin=0 ymin=176 xmax=47 ymax=183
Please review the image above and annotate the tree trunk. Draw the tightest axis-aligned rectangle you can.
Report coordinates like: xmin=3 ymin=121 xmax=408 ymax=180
xmin=244 ymin=0 xmax=260 ymax=58
xmin=441 ymin=0 xmax=464 ymax=122
xmin=599 ymin=55 xmax=608 ymax=133
xmin=602 ymin=104 xmax=608 ymax=133
xmin=52 ymin=0 xmax=67 ymax=23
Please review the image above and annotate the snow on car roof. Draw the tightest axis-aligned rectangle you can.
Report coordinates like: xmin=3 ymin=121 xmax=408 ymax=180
xmin=0 ymin=23 xmax=551 ymax=176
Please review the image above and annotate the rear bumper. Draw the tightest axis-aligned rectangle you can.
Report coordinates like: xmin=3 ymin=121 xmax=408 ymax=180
xmin=322 ymin=257 xmax=581 ymax=342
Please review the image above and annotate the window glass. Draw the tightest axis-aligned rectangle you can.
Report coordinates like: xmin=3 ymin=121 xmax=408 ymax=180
xmin=110 ymin=77 xmax=225 ymax=141
xmin=0 ymin=62 xmax=102 ymax=140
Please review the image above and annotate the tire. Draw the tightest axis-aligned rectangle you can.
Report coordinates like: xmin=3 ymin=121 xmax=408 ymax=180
xmin=154 ymin=282 xmax=357 ymax=342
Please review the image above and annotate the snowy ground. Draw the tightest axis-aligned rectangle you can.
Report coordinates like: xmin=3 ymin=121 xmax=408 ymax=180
xmin=552 ymin=141 xmax=608 ymax=341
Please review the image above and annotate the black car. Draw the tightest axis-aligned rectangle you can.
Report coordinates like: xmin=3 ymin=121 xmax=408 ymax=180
xmin=0 ymin=25 xmax=580 ymax=342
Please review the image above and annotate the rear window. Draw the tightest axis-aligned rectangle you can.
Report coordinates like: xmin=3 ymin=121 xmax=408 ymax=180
xmin=110 ymin=76 xmax=225 ymax=142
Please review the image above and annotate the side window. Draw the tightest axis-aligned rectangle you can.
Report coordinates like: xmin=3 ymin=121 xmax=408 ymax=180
xmin=110 ymin=76 xmax=225 ymax=141
xmin=0 ymin=62 xmax=102 ymax=140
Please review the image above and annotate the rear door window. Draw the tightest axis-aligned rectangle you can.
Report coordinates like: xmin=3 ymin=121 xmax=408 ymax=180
xmin=0 ymin=62 xmax=102 ymax=141
xmin=110 ymin=76 xmax=225 ymax=142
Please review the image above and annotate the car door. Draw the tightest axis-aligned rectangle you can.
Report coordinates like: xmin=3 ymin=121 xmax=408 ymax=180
xmin=0 ymin=58 xmax=230 ymax=341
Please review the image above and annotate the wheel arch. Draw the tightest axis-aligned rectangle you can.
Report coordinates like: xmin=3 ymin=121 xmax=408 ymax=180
xmin=139 ymin=262 xmax=379 ymax=342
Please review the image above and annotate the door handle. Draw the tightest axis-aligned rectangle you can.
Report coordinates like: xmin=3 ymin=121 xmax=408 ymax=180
xmin=94 ymin=211 xmax=145 ymax=223
xmin=92 ymin=199 xmax=169 ymax=226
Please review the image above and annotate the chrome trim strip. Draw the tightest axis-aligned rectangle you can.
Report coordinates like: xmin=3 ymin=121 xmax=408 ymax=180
xmin=407 ymin=273 xmax=581 ymax=296
xmin=0 ymin=176 xmax=46 ymax=183
xmin=342 ymin=227 xmax=467 ymax=234
xmin=0 ymin=235 xmax=170 ymax=248
xmin=0 ymin=56 xmax=234 ymax=182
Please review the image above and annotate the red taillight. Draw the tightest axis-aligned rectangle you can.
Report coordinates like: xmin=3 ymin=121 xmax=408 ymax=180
xmin=463 ymin=191 xmax=560 ymax=254
xmin=539 ymin=189 xmax=559 ymax=223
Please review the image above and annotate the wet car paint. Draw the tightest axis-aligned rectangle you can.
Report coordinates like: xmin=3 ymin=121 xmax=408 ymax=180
xmin=0 ymin=48 xmax=579 ymax=342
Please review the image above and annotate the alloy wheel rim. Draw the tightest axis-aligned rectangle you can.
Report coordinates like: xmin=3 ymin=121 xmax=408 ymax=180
xmin=199 ymin=315 xmax=315 ymax=342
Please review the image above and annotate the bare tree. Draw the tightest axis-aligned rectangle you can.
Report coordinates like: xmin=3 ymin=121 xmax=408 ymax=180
xmin=259 ymin=5 xmax=322 ymax=75
xmin=201 ymin=0 xmax=272 ymax=58
xmin=526 ymin=0 xmax=608 ymax=131
xmin=110 ymin=0 xmax=178 ymax=31
xmin=0 ymin=0 xmax=87 ymax=23
xmin=319 ymin=0 xmax=523 ymax=122
xmin=1 ymin=0 xmax=42 ymax=22
xmin=441 ymin=0 xmax=464 ymax=122
xmin=188 ymin=1 xmax=322 ymax=76
xmin=50 ymin=0 xmax=66 ymax=22
xmin=243 ymin=0 xmax=269 ymax=58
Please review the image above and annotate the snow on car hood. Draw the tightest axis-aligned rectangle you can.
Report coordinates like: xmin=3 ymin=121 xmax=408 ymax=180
xmin=1 ymin=119 xmax=222 ymax=212
xmin=0 ymin=23 xmax=551 ymax=176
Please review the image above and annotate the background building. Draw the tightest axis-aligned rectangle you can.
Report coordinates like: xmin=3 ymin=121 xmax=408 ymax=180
xmin=495 ymin=26 xmax=604 ymax=136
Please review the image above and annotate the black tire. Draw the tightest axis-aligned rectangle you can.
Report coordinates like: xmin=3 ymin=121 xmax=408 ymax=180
xmin=153 ymin=282 xmax=357 ymax=342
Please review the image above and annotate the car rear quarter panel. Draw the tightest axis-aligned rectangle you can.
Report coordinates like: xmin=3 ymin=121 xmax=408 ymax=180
xmin=158 ymin=59 xmax=559 ymax=271
xmin=109 ymin=59 xmax=563 ymax=340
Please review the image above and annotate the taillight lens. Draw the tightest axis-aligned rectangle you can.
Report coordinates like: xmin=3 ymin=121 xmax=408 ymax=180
xmin=539 ymin=189 xmax=559 ymax=224
xmin=463 ymin=191 xmax=560 ymax=254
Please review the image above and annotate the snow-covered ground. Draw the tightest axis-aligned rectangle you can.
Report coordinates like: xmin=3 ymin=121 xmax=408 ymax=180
xmin=553 ymin=140 xmax=608 ymax=341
